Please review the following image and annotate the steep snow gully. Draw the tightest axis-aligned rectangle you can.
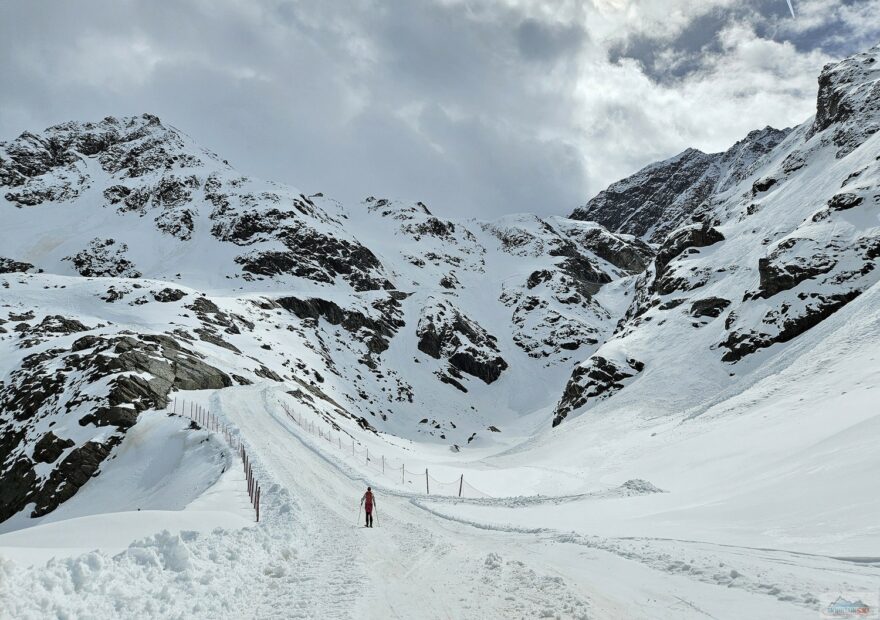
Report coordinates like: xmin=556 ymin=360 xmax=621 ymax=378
xmin=3 ymin=383 xmax=879 ymax=619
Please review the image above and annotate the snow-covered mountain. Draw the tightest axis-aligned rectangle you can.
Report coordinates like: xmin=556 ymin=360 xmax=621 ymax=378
xmin=570 ymin=126 xmax=791 ymax=242
xmin=0 ymin=113 xmax=651 ymax=526
xmin=1 ymin=41 xmax=878 ymax=538
xmin=553 ymin=44 xmax=879 ymax=427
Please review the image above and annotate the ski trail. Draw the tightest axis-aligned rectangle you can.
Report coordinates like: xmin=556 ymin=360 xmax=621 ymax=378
xmin=211 ymin=385 xmax=834 ymax=619
xmin=3 ymin=384 xmax=841 ymax=619
xmin=214 ymin=390 xmax=369 ymax=618
xmin=218 ymin=386 xmax=597 ymax=618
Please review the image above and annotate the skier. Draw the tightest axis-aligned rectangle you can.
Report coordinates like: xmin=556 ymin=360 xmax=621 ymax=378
xmin=360 ymin=486 xmax=376 ymax=528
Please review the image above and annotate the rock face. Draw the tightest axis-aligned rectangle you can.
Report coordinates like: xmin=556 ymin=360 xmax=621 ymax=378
xmin=487 ymin=216 xmax=647 ymax=365
xmin=552 ymin=356 xmax=644 ymax=426
xmin=0 ymin=257 xmax=37 ymax=274
xmin=277 ymin=294 xmax=404 ymax=360
xmin=220 ymin=205 xmax=392 ymax=291
xmin=417 ymin=300 xmax=508 ymax=385
xmin=0 ymin=332 xmax=231 ymax=522
xmin=571 ymin=148 xmax=718 ymax=242
xmin=0 ymin=114 xmax=392 ymax=292
xmin=153 ymin=287 xmax=186 ymax=302
xmin=653 ymin=224 xmax=725 ymax=294
xmin=558 ymin=225 xmax=654 ymax=274
xmin=32 ymin=432 xmax=75 ymax=464
xmin=65 ymin=238 xmax=141 ymax=278
xmin=755 ymin=239 xmax=837 ymax=299
xmin=690 ymin=297 xmax=731 ymax=319
xmin=807 ymin=47 xmax=880 ymax=156
xmin=570 ymin=127 xmax=790 ymax=242
xmin=720 ymin=291 xmax=862 ymax=363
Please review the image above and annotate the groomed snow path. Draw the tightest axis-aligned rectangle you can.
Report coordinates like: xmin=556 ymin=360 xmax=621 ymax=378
xmin=3 ymin=384 xmax=877 ymax=619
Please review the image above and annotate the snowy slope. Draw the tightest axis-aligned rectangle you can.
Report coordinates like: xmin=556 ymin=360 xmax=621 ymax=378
xmin=2 ymin=382 xmax=877 ymax=619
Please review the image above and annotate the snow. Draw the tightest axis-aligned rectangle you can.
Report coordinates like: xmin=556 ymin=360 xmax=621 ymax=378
xmin=3 ymin=356 xmax=879 ymax=618
xmin=0 ymin=411 xmax=242 ymax=535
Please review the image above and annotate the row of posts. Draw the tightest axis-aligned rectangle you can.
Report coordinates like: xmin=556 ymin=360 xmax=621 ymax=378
xmin=173 ymin=399 xmax=261 ymax=522
xmin=280 ymin=402 xmax=467 ymax=497
xmin=242 ymin=445 xmax=261 ymax=522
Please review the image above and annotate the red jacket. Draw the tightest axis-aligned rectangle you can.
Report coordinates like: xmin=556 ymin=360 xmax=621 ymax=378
xmin=363 ymin=491 xmax=374 ymax=512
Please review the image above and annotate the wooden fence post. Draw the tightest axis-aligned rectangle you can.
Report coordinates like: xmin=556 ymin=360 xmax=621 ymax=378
xmin=426 ymin=469 xmax=429 ymax=495
xmin=459 ymin=474 xmax=463 ymax=498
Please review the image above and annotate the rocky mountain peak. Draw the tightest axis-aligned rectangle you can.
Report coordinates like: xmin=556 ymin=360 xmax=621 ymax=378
xmin=0 ymin=113 xmax=216 ymax=191
xmin=569 ymin=126 xmax=790 ymax=243
xmin=807 ymin=43 xmax=880 ymax=156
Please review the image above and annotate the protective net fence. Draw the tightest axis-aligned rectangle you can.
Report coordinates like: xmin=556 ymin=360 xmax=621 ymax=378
xmin=280 ymin=402 xmax=491 ymax=499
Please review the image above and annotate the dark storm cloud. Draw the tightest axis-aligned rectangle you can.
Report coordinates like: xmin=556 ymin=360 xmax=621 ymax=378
xmin=608 ymin=10 xmax=730 ymax=82
xmin=0 ymin=0 xmax=878 ymax=219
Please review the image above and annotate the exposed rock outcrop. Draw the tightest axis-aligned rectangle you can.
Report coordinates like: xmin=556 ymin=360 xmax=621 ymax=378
xmin=690 ymin=297 xmax=731 ymax=318
xmin=552 ymin=356 xmax=644 ymax=426
xmin=807 ymin=47 xmax=880 ymax=156
xmin=65 ymin=238 xmax=141 ymax=278
xmin=570 ymin=127 xmax=789 ymax=242
xmin=0 ymin=332 xmax=231 ymax=522
xmin=0 ymin=257 xmax=38 ymax=274
xmin=417 ymin=300 xmax=508 ymax=384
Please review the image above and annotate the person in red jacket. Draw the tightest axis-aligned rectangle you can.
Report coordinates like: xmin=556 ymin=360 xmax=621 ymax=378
xmin=360 ymin=487 xmax=376 ymax=527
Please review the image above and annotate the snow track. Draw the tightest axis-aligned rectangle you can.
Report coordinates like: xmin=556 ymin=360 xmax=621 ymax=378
xmin=212 ymin=386 xmax=872 ymax=619
xmin=3 ymin=385 xmax=878 ymax=619
xmin=217 ymin=386 xmax=595 ymax=618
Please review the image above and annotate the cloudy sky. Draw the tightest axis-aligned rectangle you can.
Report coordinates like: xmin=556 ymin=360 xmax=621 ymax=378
xmin=1 ymin=0 xmax=878 ymax=218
